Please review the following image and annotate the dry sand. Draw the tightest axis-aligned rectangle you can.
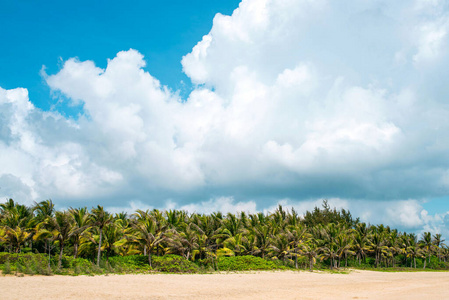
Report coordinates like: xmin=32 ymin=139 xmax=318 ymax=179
xmin=1 ymin=270 xmax=448 ymax=299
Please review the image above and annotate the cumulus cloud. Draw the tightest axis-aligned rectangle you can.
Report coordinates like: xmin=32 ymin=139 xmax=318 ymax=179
xmin=1 ymin=0 xmax=449 ymax=236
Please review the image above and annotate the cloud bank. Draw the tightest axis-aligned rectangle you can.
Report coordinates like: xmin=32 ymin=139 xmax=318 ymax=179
xmin=1 ymin=0 xmax=449 ymax=235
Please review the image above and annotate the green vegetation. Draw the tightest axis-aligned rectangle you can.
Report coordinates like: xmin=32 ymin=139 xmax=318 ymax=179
xmin=1 ymin=198 xmax=448 ymax=275
xmin=216 ymin=255 xmax=287 ymax=271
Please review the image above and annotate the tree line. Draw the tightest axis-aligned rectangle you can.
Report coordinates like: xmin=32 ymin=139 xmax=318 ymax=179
xmin=1 ymin=198 xmax=447 ymax=271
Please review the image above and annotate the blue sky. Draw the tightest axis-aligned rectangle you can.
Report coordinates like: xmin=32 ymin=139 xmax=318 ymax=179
xmin=1 ymin=0 xmax=449 ymax=238
xmin=0 ymin=0 xmax=239 ymax=112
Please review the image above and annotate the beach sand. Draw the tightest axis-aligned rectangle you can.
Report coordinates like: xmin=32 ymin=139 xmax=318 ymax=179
xmin=1 ymin=270 xmax=448 ymax=299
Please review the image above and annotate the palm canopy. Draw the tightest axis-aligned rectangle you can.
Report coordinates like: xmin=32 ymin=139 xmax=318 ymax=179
xmin=1 ymin=199 xmax=449 ymax=272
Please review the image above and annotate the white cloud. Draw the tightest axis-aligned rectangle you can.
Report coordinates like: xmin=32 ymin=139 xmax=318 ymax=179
xmin=1 ymin=0 xmax=449 ymax=239
xmin=261 ymin=197 xmax=449 ymax=238
xmin=166 ymin=197 xmax=257 ymax=215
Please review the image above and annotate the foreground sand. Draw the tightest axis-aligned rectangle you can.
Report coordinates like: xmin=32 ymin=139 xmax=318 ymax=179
xmin=1 ymin=270 xmax=448 ymax=299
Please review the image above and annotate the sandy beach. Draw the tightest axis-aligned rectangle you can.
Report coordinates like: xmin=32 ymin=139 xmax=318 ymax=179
xmin=1 ymin=270 xmax=448 ymax=299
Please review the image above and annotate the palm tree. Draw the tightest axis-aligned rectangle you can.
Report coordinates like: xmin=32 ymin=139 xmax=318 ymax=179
xmin=286 ymin=224 xmax=308 ymax=269
xmin=38 ymin=211 xmax=73 ymax=269
xmin=165 ymin=209 xmax=186 ymax=230
xmin=336 ymin=231 xmax=354 ymax=268
xmin=190 ymin=214 xmax=221 ymax=256
xmin=33 ymin=200 xmax=55 ymax=222
xmin=369 ymin=231 xmax=387 ymax=268
xmin=224 ymin=233 xmax=248 ymax=256
xmin=101 ymin=221 xmax=125 ymax=260
xmin=1 ymin=226 xmax=32 ymax=253
xmin=352 ymin=230 xmax=369 ymax=265
xmin=301 ymin=238 xmax=319 ymax=271
xmin=68 ymin=207 xmax=89 ymax=258
xmin=385 ymin=229 xmax=402 ymax=267
xmin=251 ymin=224 xmax=271 ymax=259
xmin=420 ymin=232 xmax=433 ymax=269
xmin=123 ymin=214 xmax=166 ymax=267
xmin=407 ymin=233 xmax=422 ymax=268
xmin=318 ymin=223 xmax=340 ymax=269
xmin=168 ymin=222 xmax=199 ymax=261
xmin=0 ymin=199 xmax=35 ymax=253
xmin=89 ymin=205 xmax=112 ymax=266
xmin=432 ymin=233 xmax=445 ymax=262
xmin=270 ymin=232 xmax=291 ymax=263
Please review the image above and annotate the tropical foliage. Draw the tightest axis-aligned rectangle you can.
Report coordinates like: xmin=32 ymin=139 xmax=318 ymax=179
xmin=1 ymin=199 xmax=448 ymax=275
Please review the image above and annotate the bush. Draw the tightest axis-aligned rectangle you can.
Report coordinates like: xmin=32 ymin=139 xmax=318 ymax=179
xmin=109 ymin=255 xmax=150 ymax=271
xmin=216 ymin=255 xmax=288 ymax=271
xmin=2 ymin=260 xmax=11 ymax=275
xmin=152 ymin=255 xmax=199 ymax=273
xmin=0 ymin=252 xmax=48 ymax=266
xmin=109 ymin=254 xmax=199 ymax=273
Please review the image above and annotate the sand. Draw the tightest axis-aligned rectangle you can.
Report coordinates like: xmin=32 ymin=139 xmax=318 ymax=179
xmin=1 ymin=270 xmax=448 ymax=299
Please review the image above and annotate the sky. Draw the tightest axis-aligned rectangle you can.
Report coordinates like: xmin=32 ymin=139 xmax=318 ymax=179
xmin=1 ymin=0 xmax=449 ymax=238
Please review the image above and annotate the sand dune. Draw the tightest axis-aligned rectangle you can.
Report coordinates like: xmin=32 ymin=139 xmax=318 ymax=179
xmin=1 ymin=270 xmax=448 ymax=299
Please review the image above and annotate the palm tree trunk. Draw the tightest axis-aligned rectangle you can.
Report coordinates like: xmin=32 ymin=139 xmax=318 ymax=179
xmin=58 ymin=243 xmax=64 ymax=269
xmin=309 ymin=256 xmax=313 ymax=272
xmin=295 ymin=250 xmax=298 ymax=269
xmin=97 ymin=229 xmax=103 ymax=267
xmin=48 ymin=241 xmax=51 ymax=269
xmin=74 ymin=243 xmax=78 ymax=259
xmin=148 ymin=252 xmax=152 ymax=268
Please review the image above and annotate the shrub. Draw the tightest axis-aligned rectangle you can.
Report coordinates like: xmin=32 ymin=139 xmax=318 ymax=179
xmin=2 ymin=260 xmax=11 ymax=275
xmin=109 ymin=255 xmax=150 ymax=271
xmin=74 ymin=265 xmax=81 ymax=275
xmin=0 ymin=252 xmax=48 ymax=266
xmin=216 ymin=256 xmax=288 ymax=271
xmin=109 ymin=254 xmax=199 ymax=273
xmin=152 ymin=255 xmax=199 ymax=273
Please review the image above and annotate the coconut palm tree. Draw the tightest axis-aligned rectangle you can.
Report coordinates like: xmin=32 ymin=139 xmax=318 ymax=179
xmin=369 ymin=232 xmax=387 ymax=268
xmin=1 ymin=226 xmax=32 ymax=253
xmin=89 ymin=205 xmax=112 ymax=266
xmin=167 ymin=222 xmax=200 ymax=261
xmin=251 ymin=224 xmax=272 ymax=259
xmin=68 ymin=207 xmax=89 ymax=258
xmin=33 ymin=200 xmax=55 ymax=222
xmin=223 ymin=233 xmax=248 ymax=256
xmin=432 ymin=233 xmax=445 ymax=262
xmin=270 ymin=232 xmax=291 ymax=263
xmin=37 ymin=211 xmax=73 ymax=268
xmin=286 ymin=224 xmax=308 ymax=269
xmin=420 ymin=232 xmax=433 ymax=269
xmin=318 ymin=223 xmax=340 ymax=269
xmin=406 ymin=233 xmax=422 ymax=268
xmin=352 ymin=230 xmax=370 ymax=265
xmin=301 ymin=238 xmax=319 ymax=271
xmin=124 ymin=214 xmax=166 ymax=267
xmin=336 ymin=231 xmax=354 ymax=268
